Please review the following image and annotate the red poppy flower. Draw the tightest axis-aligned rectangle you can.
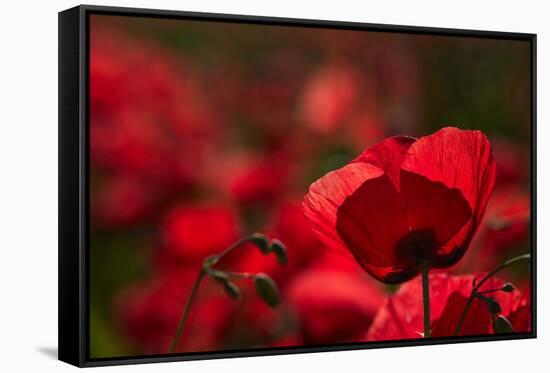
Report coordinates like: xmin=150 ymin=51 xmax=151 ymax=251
xmin=366 ymin=273 xmax=530 ymax=341
xmin=303 ymin=127 xmax=497 ymax=283
xmin=287 ymin=269 xmax=385 ymax=344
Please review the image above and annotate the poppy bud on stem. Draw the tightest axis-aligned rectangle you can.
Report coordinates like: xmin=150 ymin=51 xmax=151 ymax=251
xmin=421 ymin=261 xmax=431 ymax=338
xmin=454 ymin=253 xmax=530 ymax=336
xmin=168 ymin=233 xmax=285 ymax=354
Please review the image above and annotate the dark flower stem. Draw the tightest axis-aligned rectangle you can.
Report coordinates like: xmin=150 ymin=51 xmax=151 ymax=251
xmin=453 ymin=253 xmax=530 ymax=336
xmin=477 ymin=288 xmax=504 ymax=295
xmin=168 ymin=270 xmax=205 ymax=354
xmin=421 ymin=261 xmax=431 ymax=338
xmin=168 ymin=233 xmax=262 ymax=354
xmin=216 ymin=234 xmax=262 ymax=261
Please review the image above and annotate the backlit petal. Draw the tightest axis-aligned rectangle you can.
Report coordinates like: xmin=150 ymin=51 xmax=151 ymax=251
xmin=353 ymin=136 xmax=416 ymax=189
xmin=401 ymin=127 xmax=497 ymax=264
xmin=336 ymin=173 xmax=410 ymax=268
xmin=303 ymin=162 xmax=384 ymax=253
xmin=401 ymin=127 xmax=496 ymax=217
xmin=399 ymin=171 xmax=472 ymax=261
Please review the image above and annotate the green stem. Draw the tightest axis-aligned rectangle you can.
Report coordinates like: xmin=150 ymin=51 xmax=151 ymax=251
xmin=168 ymin=270 xmax=205 ymax=354
xmin=421 ymin=262 xmax=431 ymax=338
xmin=454 ymin=253 xmax=530 ymax=336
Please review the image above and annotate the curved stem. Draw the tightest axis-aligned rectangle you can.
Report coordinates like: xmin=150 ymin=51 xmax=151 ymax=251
xmin=216 ymin=234 xmax=263 ymax=261
xmin=454 ymin=253 xmax=530 ymax=336
xmin=472 ymin=254 xmax=530 ymax=293
xmin=168 ymin=270 xmax=205 ymax=354
xmin=168 ymin=234 xmax=264 ymax=353
xmin=477 ymin=287 xmax=505 ymax=295
xmin=421 ymin=262 xmax=431 ymax=338
xmin=453 ymin=295 xmax=474 ymax=337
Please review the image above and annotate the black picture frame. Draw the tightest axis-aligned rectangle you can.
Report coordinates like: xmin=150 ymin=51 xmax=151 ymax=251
xmin=58 ymin=4 xmax=537 ymax=368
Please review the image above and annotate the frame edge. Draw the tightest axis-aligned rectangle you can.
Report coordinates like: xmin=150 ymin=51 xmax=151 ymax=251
xmin=61 ymin=4 xmax=537 ymax=367
xmin=58 ymin=5 xmax=85 ymax=368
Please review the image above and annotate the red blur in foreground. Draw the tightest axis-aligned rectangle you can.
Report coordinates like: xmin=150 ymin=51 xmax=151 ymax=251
xmin=303 ymin=127 xmax=497 ymax=284
xmin=366 ymin=273 xmax=530 ymax=340
xmin=288 ymin=269 xmax=385 ymax=344
xmin=115 ymin=270 xmax=234 ymax=354
xmin=89 ymin=27 xmax=218 ymax=228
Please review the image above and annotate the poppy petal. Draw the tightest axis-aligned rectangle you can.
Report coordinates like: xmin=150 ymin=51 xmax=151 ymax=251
xmin=336 ymin=173 xmax=410 ymax=268
xmin=360 ymin=262 xmax=420 ymax=285
xmin=399 ymin=171 xmax=472 ymax=261
xmin=401 ymin=126 xmax=496 ymax=217
xmin=353 ymin=136 xmax=416 ymax=188
xmin=431 ymin=276 xmax=519 ymax=336
xmin=401 ymin=127 xmax=497 ymax=265
xmin=366 ymin=273 xmax=528 ymax=340
xmin=431 ymin=291 xmax=492 ymax=337
xmin=431 ymin=222 xmax=474 ymax=267
xmin=303 ymin=162 xmax=384 ymax=253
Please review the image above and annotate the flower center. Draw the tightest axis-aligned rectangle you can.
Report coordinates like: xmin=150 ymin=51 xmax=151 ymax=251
xmin=395 ymin=229 xmax=437 ymax=264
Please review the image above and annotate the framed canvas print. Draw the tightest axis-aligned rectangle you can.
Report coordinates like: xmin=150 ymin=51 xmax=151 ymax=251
xmin=58 ymin=4 xmax=536 ymax=367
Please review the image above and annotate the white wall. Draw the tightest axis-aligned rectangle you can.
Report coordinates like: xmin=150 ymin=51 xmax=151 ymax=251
xmin=0 ymin=0 xmax=546 ymax=371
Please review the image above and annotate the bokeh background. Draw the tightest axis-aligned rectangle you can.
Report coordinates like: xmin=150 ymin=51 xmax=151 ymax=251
xmin=89 ymin=14 xmax=532 ymax=358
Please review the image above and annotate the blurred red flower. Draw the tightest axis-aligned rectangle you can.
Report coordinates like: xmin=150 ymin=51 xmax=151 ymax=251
xmin=91 ymin=175 xmax=156 ymax=227
xmin=299 ymin=64 xmax=359 ymax=134
xmin=270 ymin=202 xmax=323 ymax=272
xmin=160 ymin=205 xmax=240 ymax=267
xmin=115 ymin=270 xmax=234 ymax=354
xmin=303 ymin=127 xmax=497 ymax=284
xmin=230 ymin=155 xmax=289 ymax=208
xmin=90 ymin=26 xmax=218 ymax=227
xmin=457 ymin=186 xmax=530 ymax=273
xmin=309 ymin=248 xmax=363 ymax=273
xmin=287 ymin=269 xmax=385 ymax=344
xmin=483 ymin=187 xmax=530 ymax=253
xmin=366 ymin=273 xmax=530 ymax=341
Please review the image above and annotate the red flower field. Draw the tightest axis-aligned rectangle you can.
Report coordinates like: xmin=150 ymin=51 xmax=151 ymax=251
xmin=88 ymin=14 xmax=532 ymax=358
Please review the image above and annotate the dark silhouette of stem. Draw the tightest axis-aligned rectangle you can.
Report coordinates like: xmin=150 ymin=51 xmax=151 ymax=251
xmin=421 ymin=261 xmax=431 ymax=338
xmin=216 ymin=234 xmax=263 ymax=261
xmin=168 ymin=270 xmax=205 ymax=354
xmin=454 ymin=254 xmax=530 ymax=336
xmin=168 ymin=233 xmax=263 ymax=353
